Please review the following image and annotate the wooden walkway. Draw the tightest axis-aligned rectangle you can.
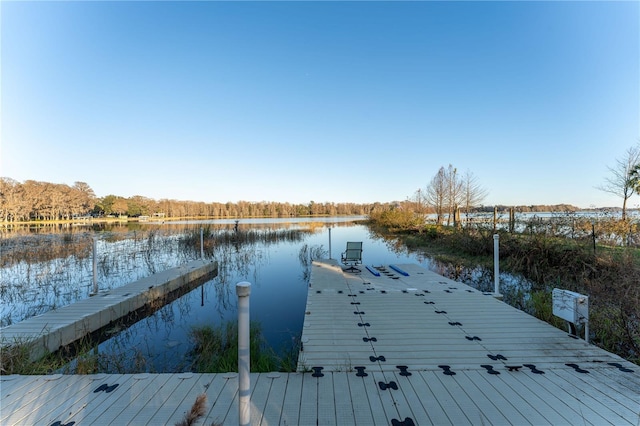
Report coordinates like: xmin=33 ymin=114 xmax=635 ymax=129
xmin=1 ymin=261 xmax=638 ymax=425
xmin=0 ymin=259 xmax=218 ymax=361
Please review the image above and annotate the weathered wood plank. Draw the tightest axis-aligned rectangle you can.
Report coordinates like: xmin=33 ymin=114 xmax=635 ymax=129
xmin=331 ymin=370 xmax=355 ymax=425
xmin=24 ymin=375 xmax=105 ymax=425
xmin=456 ymin=370 xmax=529 ymax=425
xmin=204 ymin=374 xmax=238 ymax=425
xmin=260 ymin=373 xmax=288 ymax=426
xmin=249 ymin=373 xmax=272 ymax=426
xmin=147 ymin=373 xmax=209 ymax=426
xmin=64 ymin=374 xmax=135 ymax=425
xmin=486 ymin=369 xmax=575 ymax=425
xmin=298 ymin=371 xmax=319 ymax=425
xmin=103 ymin=374 xmax=173 ymax=424
xmin=400 ymin=371 xmax=453 ymax=425
xmin=345 ymin=372 xmax=379 ymax=425
xmin=279 ymin=372 xmax=303 ymax=426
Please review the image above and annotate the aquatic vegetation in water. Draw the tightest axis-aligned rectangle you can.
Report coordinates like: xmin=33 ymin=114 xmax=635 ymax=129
xmin=188 ymin=321 xmax=298 ymax=373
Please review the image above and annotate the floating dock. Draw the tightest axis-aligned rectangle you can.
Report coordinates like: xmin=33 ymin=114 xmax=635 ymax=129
xmin=1 ymin=260 xmax=638 ymax=425
xmin=0 ymin=259 xmax=218 ymax=361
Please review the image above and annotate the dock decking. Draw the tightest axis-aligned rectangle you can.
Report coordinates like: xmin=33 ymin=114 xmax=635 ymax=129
xmin=1 ymin=261 xmax=638 ymax=425
xmin=1 ymin=259 xmax=218 ymax=361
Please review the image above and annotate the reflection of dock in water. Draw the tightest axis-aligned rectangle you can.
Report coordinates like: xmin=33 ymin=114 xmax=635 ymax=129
xmin=1 ymin=261 xmax=638 ymax=425
xmin=0 ymin=259 xmax=218 ymax=362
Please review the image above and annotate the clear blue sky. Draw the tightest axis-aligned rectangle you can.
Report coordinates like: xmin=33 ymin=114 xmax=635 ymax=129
xmin=2 ymin=1 xmax=638 ymax=208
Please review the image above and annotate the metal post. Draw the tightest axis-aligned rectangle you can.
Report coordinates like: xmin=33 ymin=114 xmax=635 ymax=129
xmin=328 ymin=227 xmax=332 ymax=259
xmin=493 ymin=234 xmax=502 ymax=298
xmin=585 ymin=320 xmax=589 ymax=345
xmin=200 ymin=227 xmax=204 ymax=259
xmin=92 ymin=237 xmax=98 ymax=294
xmin=236 ymin=281 xmax=251 ymax=426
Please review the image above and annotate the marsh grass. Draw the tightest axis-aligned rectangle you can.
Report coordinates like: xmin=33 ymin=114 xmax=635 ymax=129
xmin=189 ymin=321 xmax=298 ymax=373
xmin=1 ymin=329 xmax=168 ymax=375
xmin=0 ymin=339 xmax=36 ymax=375
xmin=1 ymin=221 xmax=326 ymax=374
xmin=1 ymin=229 xmax=194 ymax=326
xmin=1 ymin=334 xmax=103 ymax=375
xmin=179 ymin=225 xmax=311 ymax=256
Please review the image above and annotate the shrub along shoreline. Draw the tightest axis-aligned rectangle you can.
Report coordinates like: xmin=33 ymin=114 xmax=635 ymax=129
xmin=367 ymin=210 xmax=640 ymax=365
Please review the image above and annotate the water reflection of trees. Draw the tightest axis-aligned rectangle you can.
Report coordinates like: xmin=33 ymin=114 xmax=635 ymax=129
xmin=192 ymin=226 xmax=313 ymax=317
xmin=59 ymin=226 xmax=320 ymax=373
xmin=298 ymin=244 xmax=328 ymax=282
xmin=1 ymin=223 xmax=315 ymax=327
xmin=5 ymin=220 xmax=345 ymax=372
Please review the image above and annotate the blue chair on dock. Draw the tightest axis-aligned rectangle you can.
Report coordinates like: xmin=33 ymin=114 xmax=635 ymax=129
xmin=341 ymin=242 xmax=363 ymax=273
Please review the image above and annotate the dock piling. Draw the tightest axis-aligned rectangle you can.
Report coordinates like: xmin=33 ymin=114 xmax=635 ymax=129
xmin=92 ymin=236 xmax=98 ymax=295
xmin=200 ymin=227 xmax=204 ymax=259
xmin=493 ymin=234 xmax=502 ymax=298
xmin=236 ymin=281 xmax=252 ymax=426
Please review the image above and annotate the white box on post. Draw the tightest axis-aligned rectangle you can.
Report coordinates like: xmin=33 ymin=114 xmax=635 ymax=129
xmin=552 ymin=288 xmax=589 ymax=343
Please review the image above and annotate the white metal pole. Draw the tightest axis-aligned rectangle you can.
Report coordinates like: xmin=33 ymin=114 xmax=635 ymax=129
xmin=92 ymin=236 xmax=98 ymax=294
xmin=585 ymin=321 xmax=589 ymax=344
xmin=236 ymin=281 xmax=251 ymax=426
xmin=328 ymin=227 xmax=332 ymax=259
xmin=493 ymin=234 xmax=501 ymax=297
xmin=200 ymin=227 xmax=204 ymax=259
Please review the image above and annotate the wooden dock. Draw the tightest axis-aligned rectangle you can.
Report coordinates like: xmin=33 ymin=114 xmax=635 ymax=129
xmin=1 ymin=261 xmax=638 ymax=425
xmin=0 ymin=259 xmax=218 ymax=361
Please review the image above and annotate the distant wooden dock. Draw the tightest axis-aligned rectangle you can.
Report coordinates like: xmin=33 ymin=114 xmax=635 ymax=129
xmin=0 ymin=259 xmax=218 ymax=361
xmin=1 ymin=260 xmax=638 ymax=425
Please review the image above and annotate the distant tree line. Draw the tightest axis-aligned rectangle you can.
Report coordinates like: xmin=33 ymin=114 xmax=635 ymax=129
xmin=0 ymin=178 xmax=96 ymax=222
xmin=0 ymin=177 xmax=388 ymax=222
xmin=0 ymin=175 xmax=588 ymax=224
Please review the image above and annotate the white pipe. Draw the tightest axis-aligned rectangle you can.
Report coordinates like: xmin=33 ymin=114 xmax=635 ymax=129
xmin=92 ymin=237 xmax=98 ymax=294
xmin=328 ymin=227 xmax=332 ymax=259
xmin=585 ymin=321 xmax=589 ymax=345
xmin=236 ymin=281 xmax=251 ymax=426
xmin=493 ymin=234 xmax=501 ymax=297
xmin=200 ymin=227 xmax=204 ymax=259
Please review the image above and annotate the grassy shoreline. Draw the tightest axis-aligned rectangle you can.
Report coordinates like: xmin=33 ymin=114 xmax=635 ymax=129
xmin=367 ymin=212 xmax=640 ymax=365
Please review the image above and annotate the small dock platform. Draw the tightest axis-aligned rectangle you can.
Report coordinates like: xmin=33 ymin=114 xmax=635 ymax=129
xmin=0 ymin=259 xmax=218 ymax=361
xmin=1 ymin=261 xmax=638 ymax=425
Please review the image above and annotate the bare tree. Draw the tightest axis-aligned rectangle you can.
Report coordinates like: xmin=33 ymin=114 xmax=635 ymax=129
xmin=444 ymin=165 xmax=464 ymax=226
xmin=426 ymin=167 xmax=447 ymax=225
xmin=462 ymin=170 xmax=488 ymax=225
xmin=425 ymin=165 xmax=486 ymax=226
xmin=598 ymin=144 xmax=640 ymax=220
xmin=408 ymin=188 xmax=429 ymax=215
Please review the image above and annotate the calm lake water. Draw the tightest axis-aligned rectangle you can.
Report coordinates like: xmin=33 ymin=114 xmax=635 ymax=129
xmin=2 ymin=217 xmax=534 ymax=373
xmin=100 ymin=218 xmax=438 ymax=373
xmin=13 ymin=217 xmax=440 ymax=373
